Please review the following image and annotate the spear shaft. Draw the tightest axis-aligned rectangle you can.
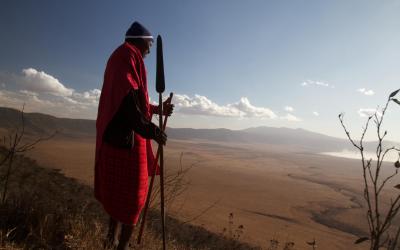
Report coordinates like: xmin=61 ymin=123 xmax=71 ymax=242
xmin=158 ymin=92 xmax=166 ymax=250
xmin=137 ymin=93 xmax=172 ymax=245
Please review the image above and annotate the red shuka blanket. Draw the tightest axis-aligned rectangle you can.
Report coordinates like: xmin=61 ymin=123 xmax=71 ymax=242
xmin=94 ymin=42 xmax=157 ymax=225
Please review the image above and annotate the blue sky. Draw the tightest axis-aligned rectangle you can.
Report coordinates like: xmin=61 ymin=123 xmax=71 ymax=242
xmin=0 ymin=0 xmax=399 ymax=141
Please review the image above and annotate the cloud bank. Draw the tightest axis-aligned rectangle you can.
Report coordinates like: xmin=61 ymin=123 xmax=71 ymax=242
xmin=0 ymin=68 xmax=303 ymax=123
xmin=0 ymin=68 xmax=100 ymax=119
xmin=174 ymin=94 xmax=277 ymax=119
xmin=174 ymin=94 xmax=302 ymax=122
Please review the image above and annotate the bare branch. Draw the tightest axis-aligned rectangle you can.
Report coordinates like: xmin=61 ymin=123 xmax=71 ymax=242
xmin=16 ymin=131 xmax=58 ymax=153
xmin=381 ymin=147 xmax=400 ymax=163
xmin=366 ymin=159 xmax=374 ymax=183
xmin=0 ymin=151 xmax=11 ymax=167
xmin=381 ymin=195 xmax=400 ymax=233
xmin=181 ymin=199 xmax=220 ymax=225
xmin=377 ymin=169 xmax=398 ymax=195
xmin=15 ymin=103 xmax=26 ymax=147
xmin=0 ymin=105 xmax=56 ymax=203
xmin=338 ymin=113 xmax=362 ymax=150
xmin=338 ymin=90 xmax=400 ymax=249
xmin=359 ymin=115 xmax=372 ymax=149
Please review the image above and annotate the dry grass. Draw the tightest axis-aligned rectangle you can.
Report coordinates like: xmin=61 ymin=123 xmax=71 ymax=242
xmin=0 ymin=148 xmax=258 ymax=250
xmin=23 ymin=137 xmax=373 ymax=250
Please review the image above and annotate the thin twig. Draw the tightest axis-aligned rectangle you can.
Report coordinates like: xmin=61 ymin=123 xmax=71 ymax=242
xmin=181 ymin=199 xmax=221 ymax=224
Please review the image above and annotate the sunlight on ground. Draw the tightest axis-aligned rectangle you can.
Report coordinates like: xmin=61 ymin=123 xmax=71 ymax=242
xmin=322 ymin=149 xmax=399 ymax=162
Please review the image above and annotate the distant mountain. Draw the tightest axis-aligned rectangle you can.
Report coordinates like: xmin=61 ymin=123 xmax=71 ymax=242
xmin=0 ymin=107 xmax=95 ymax=138
xmin=166 ymin=127 xmax=348 ymax=152
xmin=1 ymin=107 xmax=397 ymax=152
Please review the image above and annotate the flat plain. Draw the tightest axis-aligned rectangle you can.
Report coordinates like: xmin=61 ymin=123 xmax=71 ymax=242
xmin=23 ymin=136 xmax=400 ymax=250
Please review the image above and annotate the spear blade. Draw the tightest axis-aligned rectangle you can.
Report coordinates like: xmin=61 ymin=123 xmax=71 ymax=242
xmin=156 ymin=35 xmax=165 ymax=93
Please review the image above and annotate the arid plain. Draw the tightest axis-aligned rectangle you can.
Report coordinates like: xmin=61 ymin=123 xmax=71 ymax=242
xmin=22 ymin=134 xmax=400 ymax=250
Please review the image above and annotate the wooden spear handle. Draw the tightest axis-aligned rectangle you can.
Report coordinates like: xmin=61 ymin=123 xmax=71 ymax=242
xmin=159 ymin=91 xmax=166 ymax=250
xmin=137 ymin=92 xmax=173 ymax=244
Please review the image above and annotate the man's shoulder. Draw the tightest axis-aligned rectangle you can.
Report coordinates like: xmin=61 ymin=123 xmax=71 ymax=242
xmin=112 ymin=43 xmax=131 ymax=56
xmin=110 ymin=43 xmax=140 ymax=61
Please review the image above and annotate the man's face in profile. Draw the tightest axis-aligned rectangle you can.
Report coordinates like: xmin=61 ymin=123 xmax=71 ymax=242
xmin=143 ymin=38 xmax=153 ymax=58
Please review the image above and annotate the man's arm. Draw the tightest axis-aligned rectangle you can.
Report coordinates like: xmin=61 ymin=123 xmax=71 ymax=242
xmin=103 ymin=89 xmax=166 ymax=148
xmin=126 ymin=89 xmax=165 ymax=142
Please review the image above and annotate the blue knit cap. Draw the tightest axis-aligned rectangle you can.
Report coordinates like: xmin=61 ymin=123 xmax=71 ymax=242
xmin=125 ymin=21 xmax=153 ymax=40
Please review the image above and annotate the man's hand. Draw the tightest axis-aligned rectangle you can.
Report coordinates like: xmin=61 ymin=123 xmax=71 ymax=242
xmin=162 ymin=95 xmax=174 ymax=117
xmin=154 ymin=126 xmax=167 ymax=145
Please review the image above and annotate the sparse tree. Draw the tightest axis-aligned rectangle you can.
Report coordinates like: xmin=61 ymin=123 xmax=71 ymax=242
xmin=0 ymin=105 xmax=56 ymax=203
xmin=339 ymin=89 xmax=400 ymax=250
xmin=149 ymin=152 xmax=193 ymax=209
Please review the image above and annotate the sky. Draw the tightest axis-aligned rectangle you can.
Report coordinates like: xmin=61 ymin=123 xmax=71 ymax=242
xmin=0 ymin=0 xmax=399 ymax=141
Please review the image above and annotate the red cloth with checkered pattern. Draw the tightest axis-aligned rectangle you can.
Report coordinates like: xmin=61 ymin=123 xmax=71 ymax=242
xmin=94 ymin=42 xmax=157 ymax=225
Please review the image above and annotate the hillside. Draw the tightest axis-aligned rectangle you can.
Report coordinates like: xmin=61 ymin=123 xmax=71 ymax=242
xmin=0 ymin=147 xmax=258 ymax=249
xmin=0 ymin=107 xmax=95 ymax=138
xmin=1 ymin=106 xmax=397 ymax=153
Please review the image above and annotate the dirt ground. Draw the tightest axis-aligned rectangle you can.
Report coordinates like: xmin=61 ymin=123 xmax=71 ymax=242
xmin=24 ymin=136 xmax=399 ymax=250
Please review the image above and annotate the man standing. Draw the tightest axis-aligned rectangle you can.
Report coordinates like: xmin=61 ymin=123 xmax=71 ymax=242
xmin=95 ymin=21 xmax=173 ymax=250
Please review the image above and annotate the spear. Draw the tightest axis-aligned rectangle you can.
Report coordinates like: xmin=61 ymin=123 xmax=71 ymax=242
xmin=156 ymin=34 xmax=167 ymax=250
xmin=137 ymin=91 xmax=172 ymax=245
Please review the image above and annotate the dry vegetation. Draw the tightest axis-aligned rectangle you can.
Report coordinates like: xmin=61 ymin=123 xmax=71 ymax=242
xmin=14 ymin=136 xmax=373 ymax=249
xmin=0 ymin=148 xmax=260 ymax=250
xmin=339 ymin=89 xmax=400 ymax=250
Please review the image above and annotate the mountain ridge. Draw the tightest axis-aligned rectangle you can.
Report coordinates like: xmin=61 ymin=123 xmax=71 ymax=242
xmin=1 ymin=106 xmax=397 ymax=152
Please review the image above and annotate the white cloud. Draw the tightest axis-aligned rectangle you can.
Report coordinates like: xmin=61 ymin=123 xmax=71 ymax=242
xmin=358 ymin=108 xmax=382 ymax=118
xmin=19 ymin=68 xmax=74 ymax=96
xmin=312 ymin=111 xmax=320 ymax=116
xmin=174 ymin=94 xmax=277 ymax=119
xmin=301 ymin=80 xmax=333 ymax=88
xmin=0 ymin=68 xmax=101 ymax=119
xmin=20 ymin=90 xmax=38 ymax=96
xmin=72 ymin=88 xmax=101 ymax=105
xmin=357 ymin=88 xmax=375 ymax=96
xmin=63 ymin=96 xmax=79 ymax=104
xmin=284 ymin=106 xmax=294 ymax=112
xmin=300 ymin=80 xmax=335 ymax=89
xmin=231 ymin=97 xmax=277 ymax=118
xmin=175 ymin=94 xmax=241 ymax=117
xmin=0 ymin=89 xmax=55 ymax=108
xmin=280 ymin=113 xmax=302 ymax=122
xmin=85 ymin=89 xmax=101 ymax=99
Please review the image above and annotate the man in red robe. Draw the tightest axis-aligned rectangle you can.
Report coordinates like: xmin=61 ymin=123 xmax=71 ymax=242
xmin=95 ymin=21 xmax=173 ymax=250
